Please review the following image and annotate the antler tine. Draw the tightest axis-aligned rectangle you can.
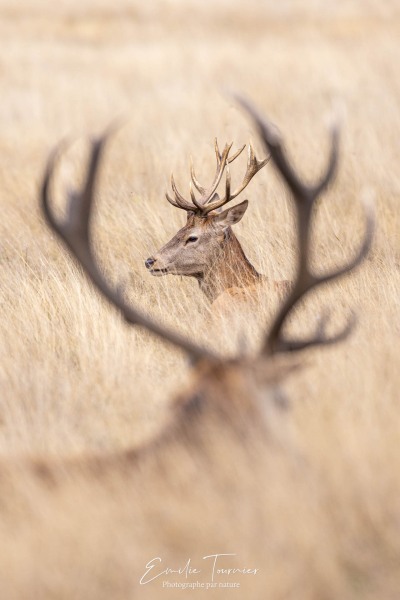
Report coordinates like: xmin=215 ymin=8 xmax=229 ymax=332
xmin=165 ymin=190 xmax=183 ymax=210
xmin=235 ymin=94 xmax=375 ymax=356
xmin=214 ymin=137 xmax=222 ymax=163
xmin=189 ymin=140 xmax=231 ymax=200
xmin=42 ymin=129 xmax=216 ymax=363
xmin=170 ymin=173 xmax=197 ymax=212
xmin=225 ymin=163 xmax=231 ymax=202
xmin=280 ymin=311 xmax=357 ymax=353
xmin=227 ymin=143 xmax=246 ymax=164
xmin=202 ymin=142 xmax=270 ymax=215
xmin=189 ymin=181 xmax=205 ymax=211
xmin=202 ymin=141 xmax=233 ymax=204
xmin=190 ymin=156 xmax=207 ymax=195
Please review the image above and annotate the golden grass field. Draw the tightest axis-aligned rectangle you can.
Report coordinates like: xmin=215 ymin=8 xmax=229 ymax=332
xmin=0 ymin=0 xmax=400 ymax=598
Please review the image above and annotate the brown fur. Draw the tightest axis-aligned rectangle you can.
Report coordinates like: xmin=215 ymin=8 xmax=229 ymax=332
xmin=147 ymin=210 xmax=289 ymax=310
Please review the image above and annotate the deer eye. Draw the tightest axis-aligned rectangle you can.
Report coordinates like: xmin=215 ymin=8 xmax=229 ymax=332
xmin=185 ymin=236 xmax=198 ymax=245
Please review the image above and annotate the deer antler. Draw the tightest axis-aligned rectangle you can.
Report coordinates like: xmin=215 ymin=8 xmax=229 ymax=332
xmin=236 ymin=96 xmax=375 ymax=356
xmin=190 ymin=139 xmax=242 ymax=200
xmin=41 ymin=128 xmax=217 ymax=364
xmin=165 ymin=138 xmax=268 ymax=216
xmin=201 ymin=144 xmax=270 ymax=215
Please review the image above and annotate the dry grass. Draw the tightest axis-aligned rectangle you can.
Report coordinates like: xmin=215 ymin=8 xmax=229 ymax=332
xmin=0 ymin=0 xmax=400 ymax=598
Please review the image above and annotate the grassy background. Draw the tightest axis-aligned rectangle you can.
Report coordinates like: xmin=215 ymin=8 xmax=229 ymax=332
xmin=0 ymin=0 xmax=400 ymax=597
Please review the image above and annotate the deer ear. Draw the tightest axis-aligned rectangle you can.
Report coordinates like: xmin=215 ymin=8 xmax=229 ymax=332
xmin=213 ymin=200 xmax=249 ymax=230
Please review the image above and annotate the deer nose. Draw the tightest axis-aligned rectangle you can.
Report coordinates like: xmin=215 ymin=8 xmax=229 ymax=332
xmin=145 ymin=257 xmax=155 ymax=269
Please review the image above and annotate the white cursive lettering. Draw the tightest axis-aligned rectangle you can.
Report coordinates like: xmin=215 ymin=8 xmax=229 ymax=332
xmin=140 ymin=557 xmax=201 ymax=585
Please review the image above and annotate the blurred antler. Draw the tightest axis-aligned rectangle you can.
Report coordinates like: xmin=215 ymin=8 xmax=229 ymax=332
xmin=41 ymin=127 xmax=217 ymax=363
xmin=236 ymin=96 xmax=375 ymax=356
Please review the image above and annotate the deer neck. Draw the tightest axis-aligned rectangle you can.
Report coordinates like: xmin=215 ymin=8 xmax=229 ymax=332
xmin=198 ymin=228 xmax=260 ymax=303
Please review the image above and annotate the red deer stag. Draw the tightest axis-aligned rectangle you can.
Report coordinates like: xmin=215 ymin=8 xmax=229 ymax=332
xmin=145 ymin=140 xmax=290 ymax=311
xmin=35 ymin=98 xmax=374 ymax=598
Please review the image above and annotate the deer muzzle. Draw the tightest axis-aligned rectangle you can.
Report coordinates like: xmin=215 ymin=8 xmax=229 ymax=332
xmin=145 ymin=257 xmax=168 ymax=276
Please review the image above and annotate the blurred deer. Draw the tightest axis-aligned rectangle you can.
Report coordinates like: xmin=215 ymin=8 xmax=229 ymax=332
xmin=42 ymin=97 xmax=374 ymax=436
xmin=37 ymin=100 xmax=374 ymax=595
xmin=145 ymin=140 xmax=290 ymax=309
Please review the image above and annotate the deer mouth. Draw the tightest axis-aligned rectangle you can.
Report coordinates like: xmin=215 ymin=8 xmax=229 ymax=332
xmin=149 ymin=268 xmax=169 ymax=276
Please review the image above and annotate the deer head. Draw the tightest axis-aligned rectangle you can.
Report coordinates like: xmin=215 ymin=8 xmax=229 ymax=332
xmin=145 ymin=141 xmax=269 ymax=284
xmin=41 ymin=99 xmax=374 ymax=425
